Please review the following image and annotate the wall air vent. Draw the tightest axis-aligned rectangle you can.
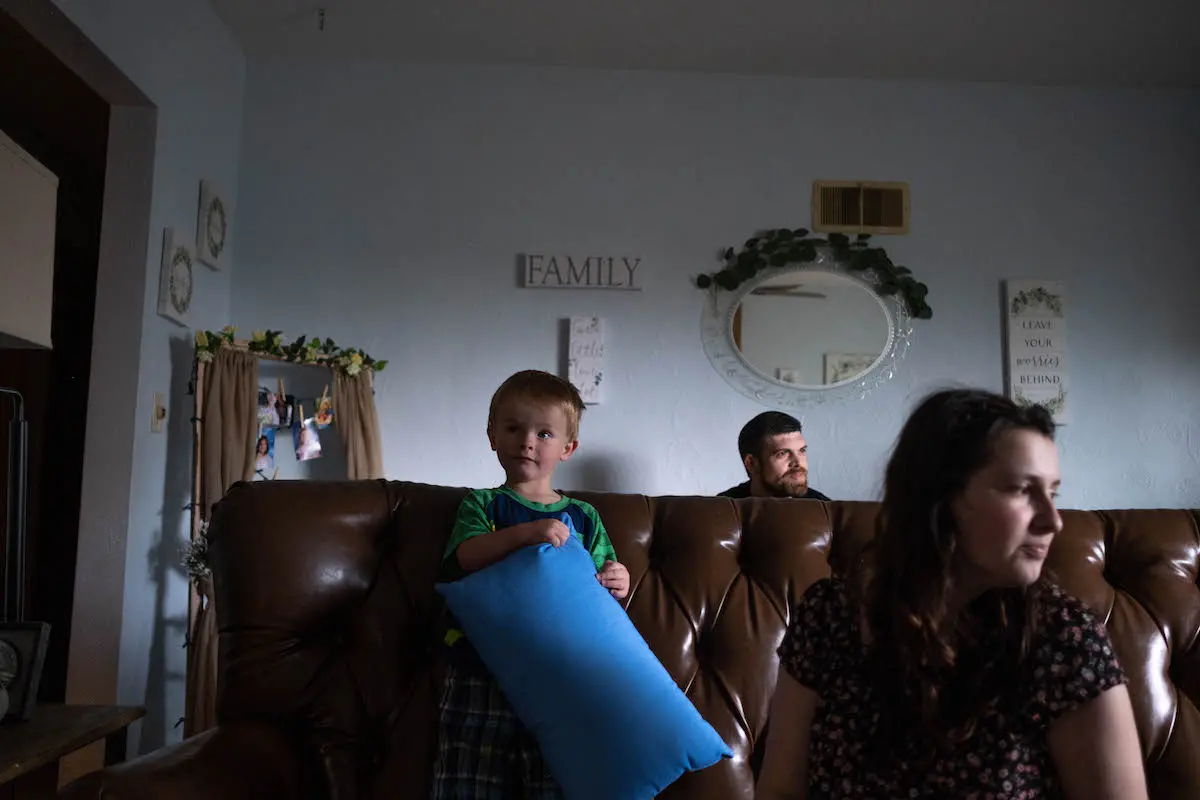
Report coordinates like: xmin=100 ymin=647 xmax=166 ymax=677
xmin=812 ymin=180 xmax=909 ymax=235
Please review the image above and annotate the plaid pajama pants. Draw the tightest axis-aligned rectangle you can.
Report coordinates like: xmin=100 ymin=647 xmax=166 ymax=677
xmin=430 ymin=664 xmax=564 ymax=800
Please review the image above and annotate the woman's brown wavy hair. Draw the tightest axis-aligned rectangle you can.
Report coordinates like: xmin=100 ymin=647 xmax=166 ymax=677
xmin=850 ymin=388 xmax=1057 ymax=761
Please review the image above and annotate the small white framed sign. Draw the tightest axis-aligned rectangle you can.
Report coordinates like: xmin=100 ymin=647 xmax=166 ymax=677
xmin=157 ymin=227 xmax=194 ymax=327
xmin=567 ymin=316 xmax=605 ymax=404
xmin=1004 ymin=279 xmax=1069 ymax=423
xmin=195 ymin=179 xmax=229 ymax=270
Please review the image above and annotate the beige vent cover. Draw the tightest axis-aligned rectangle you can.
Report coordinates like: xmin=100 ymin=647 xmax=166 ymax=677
xmin=812 ymin=180 xmax=909 ymax=234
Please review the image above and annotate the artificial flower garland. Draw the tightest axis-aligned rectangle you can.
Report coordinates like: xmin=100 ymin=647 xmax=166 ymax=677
xmin=193 ymin=326 xmax=388 ymax=376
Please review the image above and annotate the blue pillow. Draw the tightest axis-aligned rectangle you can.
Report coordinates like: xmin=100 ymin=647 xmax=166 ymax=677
xmin=435 ymin=533 xmax=732 ymax=800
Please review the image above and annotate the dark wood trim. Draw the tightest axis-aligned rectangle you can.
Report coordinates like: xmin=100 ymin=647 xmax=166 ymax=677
xmin=0 ymin=704 xmax=144 ymax=785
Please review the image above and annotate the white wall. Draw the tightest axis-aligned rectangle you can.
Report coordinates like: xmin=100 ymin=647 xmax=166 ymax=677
xmin=50 ymin=0 xmax=245 ymax=754
xmin=232 ymin=63 xmax=1200 ymax=510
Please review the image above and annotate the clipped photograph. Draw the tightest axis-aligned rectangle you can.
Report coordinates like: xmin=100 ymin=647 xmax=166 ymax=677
xmin=314 ymin=385 xmax=335 ymax=429
xmin=271 ymin=377 xmax=294 ymax=428
xmin=257 ymin=387 xmax=279 ymax=427
xmin=254 ymin=428 xmax=275 ymax=474
xmin=274 ymin=392 xmax=294 ymax=428
xmin=292 ymin=416 xmax=322 ymax=462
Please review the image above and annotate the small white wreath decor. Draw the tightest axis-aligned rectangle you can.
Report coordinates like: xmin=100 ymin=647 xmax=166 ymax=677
xmin=196 ymin=179 xmax=230 ymax=270
xmin=156 ymin=227 xmax=194 ymax=326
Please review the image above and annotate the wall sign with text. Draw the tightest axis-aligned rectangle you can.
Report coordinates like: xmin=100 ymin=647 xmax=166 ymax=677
xmin=1004 ymin=279 xmax=1069 ymax=423
xmin=567 ymin=316 xmax=605 ymax=404
xmin=522 ymin=254 xmax=642 ymax=290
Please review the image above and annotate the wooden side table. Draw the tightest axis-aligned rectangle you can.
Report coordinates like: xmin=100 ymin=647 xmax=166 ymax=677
xmin=0 ymin=704 xmax=144 ymax=798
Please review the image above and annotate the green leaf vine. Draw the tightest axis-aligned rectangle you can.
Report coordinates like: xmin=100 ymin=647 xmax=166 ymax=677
xmin=193 ymin=326 xmax=388 ymax=376
xmin=695 ymin=229 xmax=932 ymax=320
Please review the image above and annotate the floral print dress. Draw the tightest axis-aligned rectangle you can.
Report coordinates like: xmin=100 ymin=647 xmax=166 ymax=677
xmin=777 ymin=578 xmax=1127 ymax=799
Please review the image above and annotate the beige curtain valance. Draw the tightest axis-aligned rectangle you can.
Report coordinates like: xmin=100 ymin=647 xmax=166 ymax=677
xmin=184 ymin=346 xmax=385 ymax=737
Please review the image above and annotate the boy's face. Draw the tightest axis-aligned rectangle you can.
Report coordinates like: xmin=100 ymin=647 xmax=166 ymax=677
xmin=488 ymin=398 xmax=577 ymax=484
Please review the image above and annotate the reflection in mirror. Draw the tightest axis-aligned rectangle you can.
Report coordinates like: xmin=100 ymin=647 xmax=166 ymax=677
xmin=732 ymin=271 xmax=891 ymax=387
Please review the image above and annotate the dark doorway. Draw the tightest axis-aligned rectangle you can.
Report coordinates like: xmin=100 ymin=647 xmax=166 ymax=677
xmin=0 ymin=7 xmax=109 ymax=703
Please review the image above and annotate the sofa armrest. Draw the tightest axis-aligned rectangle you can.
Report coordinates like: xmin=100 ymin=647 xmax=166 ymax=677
xmin=58 ymin=722 xmax=322 ymax=800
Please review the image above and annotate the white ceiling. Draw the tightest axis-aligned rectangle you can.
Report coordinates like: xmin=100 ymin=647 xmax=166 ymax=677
xmin=208 ymin=0 xmax=1200 ymax=87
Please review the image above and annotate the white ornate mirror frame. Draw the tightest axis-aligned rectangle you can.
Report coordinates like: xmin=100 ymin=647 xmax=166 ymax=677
xmin=700 ymin=248 xmax=914 ymax=408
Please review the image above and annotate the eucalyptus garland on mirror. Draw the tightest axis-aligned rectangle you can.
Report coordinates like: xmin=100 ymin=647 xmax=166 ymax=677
xmin=695 ymin=229 xmax=932 ymax=320
xmin=193 ymin=326 xmax=389 ymax=375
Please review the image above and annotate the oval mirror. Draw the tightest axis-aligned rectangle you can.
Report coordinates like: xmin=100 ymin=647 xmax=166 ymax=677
xmin=700 ymin=249 xmax=913 ymax=407
xmin=734 ymin=270 xmax=890 ymax=388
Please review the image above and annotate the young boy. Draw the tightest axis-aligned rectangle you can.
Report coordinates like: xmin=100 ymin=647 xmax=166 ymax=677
xmin=431 ymin=369 xmax=630 ymax=799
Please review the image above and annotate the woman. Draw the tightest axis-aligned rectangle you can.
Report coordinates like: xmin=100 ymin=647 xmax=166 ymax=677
xmin=757 ymin=388 xmax=1147 ymax=799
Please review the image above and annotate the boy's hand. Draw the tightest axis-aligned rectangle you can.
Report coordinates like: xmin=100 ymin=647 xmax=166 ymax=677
xmin=529 ymin=518 xmax=571 ymax=548
xmin=597 ymin=560 xmax=630 ymax=599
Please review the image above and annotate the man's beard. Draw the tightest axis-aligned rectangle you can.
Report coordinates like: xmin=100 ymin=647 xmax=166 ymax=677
xmin=763 ymin=470 xmax=808 ymax=498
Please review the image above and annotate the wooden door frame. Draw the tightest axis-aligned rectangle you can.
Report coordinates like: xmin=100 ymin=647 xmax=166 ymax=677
xmin=0 ymin=0 xmax=157 ymax=775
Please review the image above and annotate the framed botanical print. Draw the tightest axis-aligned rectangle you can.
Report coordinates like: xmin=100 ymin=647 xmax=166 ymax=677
xmin=824 ymin=352 xmax=879 ymax=385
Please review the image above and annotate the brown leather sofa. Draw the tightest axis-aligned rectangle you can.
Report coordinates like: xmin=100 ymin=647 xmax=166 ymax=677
xmin=60 ymin=480 xmax=1200 ymax=799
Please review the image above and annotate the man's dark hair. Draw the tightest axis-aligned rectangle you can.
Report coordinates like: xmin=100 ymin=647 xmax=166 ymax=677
xmin=737 ymin=411 xmax=804 ymax=461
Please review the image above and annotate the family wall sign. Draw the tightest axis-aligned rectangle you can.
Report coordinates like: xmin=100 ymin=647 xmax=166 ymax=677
xmin=521 ymin=254 xmax=642 ymax=290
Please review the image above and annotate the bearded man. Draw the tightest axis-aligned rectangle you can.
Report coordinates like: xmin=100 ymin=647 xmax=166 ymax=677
xmin=718 ymin=411 xmax=831 ymax=501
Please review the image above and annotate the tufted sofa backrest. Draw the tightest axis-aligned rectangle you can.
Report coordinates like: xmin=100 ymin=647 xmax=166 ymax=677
xmin=208 ymin=480 xmax=1200 ymax=799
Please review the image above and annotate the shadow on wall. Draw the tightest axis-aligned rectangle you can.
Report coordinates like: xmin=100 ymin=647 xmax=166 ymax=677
xmin=557 ymin=318 xmax=571 ymax=377
xmin=140 ymin=334 xmax=195 ymax=754
xmin=559 ymin=452 xmax=649 ymax=494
